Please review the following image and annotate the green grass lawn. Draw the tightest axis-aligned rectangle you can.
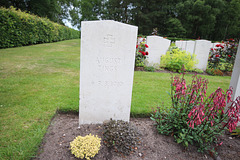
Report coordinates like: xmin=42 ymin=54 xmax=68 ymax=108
xmin=0 ymin=39 xmax=231 ymax=159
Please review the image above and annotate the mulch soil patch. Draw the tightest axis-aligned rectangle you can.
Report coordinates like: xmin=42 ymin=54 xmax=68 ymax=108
xmin=34 ymin=113 xmax=240 ymax=160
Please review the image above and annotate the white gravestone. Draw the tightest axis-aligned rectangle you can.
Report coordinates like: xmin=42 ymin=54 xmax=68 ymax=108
xmin=175 ymin=41 xmax=181 ymax=48
xmin=185 ymin=41 xmax=195 ymax=54
xmin=79 ymin=20 xmax=138 ymax=124
xmin=146 ymin=36 xmax=170 ymax=66
xmin=181 ymin=41 xmax=187 ymax=51
xmin=228 ymin=42 xmax=240 ymax=126
xmin=229 ymin=42 xmax=240 ymax=100
xmin=161 ymin=38 xmax=171 ymax=54
xmin=194 ymin=40 xmax=212 ymax=70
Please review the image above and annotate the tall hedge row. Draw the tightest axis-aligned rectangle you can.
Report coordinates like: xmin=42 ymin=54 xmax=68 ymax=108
xmin=0 ymin=7 xmax=80 ymax=48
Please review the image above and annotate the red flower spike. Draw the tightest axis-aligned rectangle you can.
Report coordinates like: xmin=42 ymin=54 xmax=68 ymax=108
xmin=145 ymin=44 xmax=149 ymax=48
xmin=142 ymin=52 xmax=146 ymax=56
xmin=136 ymin=45 xmax=138 ymax=48
xmin=216 ymin=55 xmax=220 ymax=57
xmin=146 ymin=51 xmax=149 ymax=55
xmin=228 ymin=55 xmax=231 ymax=58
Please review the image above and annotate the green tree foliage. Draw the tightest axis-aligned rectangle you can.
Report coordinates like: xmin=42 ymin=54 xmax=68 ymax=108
xmin=65 ymin=0 xmax=102 ymax=30
xmin=212 ymin=0 xmax=240 ymax=40
xmin=102 ymin=0 xmax=133 ymax=23
xmin=165 ymin=18 xmax=186 ymax=37
xmin=1 ymin=0 xmax=239 ymax=40
xmin=131 ymin=0 xmax=182 ymax=35
xmin=176 ymin=0 xmax=224 ymax=39
xmin=0 ymin=0 xmax=66 ymax=24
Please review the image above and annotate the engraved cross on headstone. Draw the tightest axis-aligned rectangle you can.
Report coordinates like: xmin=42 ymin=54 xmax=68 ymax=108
xmin=104 ymin=34 xmax=115 ymax=47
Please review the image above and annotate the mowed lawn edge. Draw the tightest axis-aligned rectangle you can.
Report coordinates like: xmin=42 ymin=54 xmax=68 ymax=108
xmin=0 ymin=39 xmax=231 ymax=159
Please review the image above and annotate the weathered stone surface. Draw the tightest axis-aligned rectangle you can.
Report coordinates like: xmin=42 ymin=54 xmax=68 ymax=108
xmin=229 ymin=42 xmax=240 ymax=100
xmin=194 ymin=40 xmax=212 ymax=70
xmin=146 ymin=36 xmax=170 ymax=66
xmin=79 ymin=20 xmax=138 ymax=124
xmin=185 ymin=41 xmax=195 ymax=54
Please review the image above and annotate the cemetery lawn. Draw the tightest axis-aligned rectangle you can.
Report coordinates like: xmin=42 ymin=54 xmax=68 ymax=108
xmin=0 ymin=39 xmax=231 ymax=160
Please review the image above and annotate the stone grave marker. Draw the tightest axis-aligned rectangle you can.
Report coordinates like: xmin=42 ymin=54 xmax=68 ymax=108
xmin=181 ymin=41 xmax=187 ymax=51
xmin=146 ymin=36 xmax=163 ymax=66
xmin=194 ymin=40 xmax=212 ymax=70
xmin=229 ymin=42 xmax=240 ymax=100
xmin=175 ymin=40 xmax=181 ymax=48
xmin=185 ymin=40 xmax=195 ymax=54
xmin=228 ymin=42 xmax=240 ymax=126
xmin=146 ymin=36 xmax=170 ymax=66
xmin=79 ymin=20 xmax=138 ymax=124
xmin=161 ymin=38 xmax=171 ymax=55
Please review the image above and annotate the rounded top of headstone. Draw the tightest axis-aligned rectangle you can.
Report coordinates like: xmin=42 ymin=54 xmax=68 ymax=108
xmin=81 ymin=20 xmax=138 ymax=29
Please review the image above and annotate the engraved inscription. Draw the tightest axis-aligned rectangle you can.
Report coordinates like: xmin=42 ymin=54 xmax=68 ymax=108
xmin=91 ymin=80 xmax=124 ymax=88
xmin=96 ymin=57 xmax=122 ymax=72
xmin=98 ymin=65 xmax=117 ymax=72
xmin=98 ymin=80 xmax=124 ymax=87
xmin=104 ymin=34 xmax=115 ymax=47
xmin=97 ymin=57 xmax=121 ymax=64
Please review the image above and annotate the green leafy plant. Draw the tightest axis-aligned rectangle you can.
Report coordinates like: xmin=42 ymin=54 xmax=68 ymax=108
xmin=135 ymin=38 xmax=149 ymax=67
xmin=192 ymin=68 xmax=204 ymax=74
xmin=151 ymin=74 xmax=240 ymax=153
xmin=160 ymin=47 xmax=198 ymax=72
xmin=70 ymin=134 xmax=101 ymax=160
xmin=144 ymin=66 xmax=155 ymax=72
xmin=103 ymin=120 xmax=141 ymax=156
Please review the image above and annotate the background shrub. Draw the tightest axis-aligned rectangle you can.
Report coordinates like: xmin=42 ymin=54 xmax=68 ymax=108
xmin=160 ymin=47 xmax=198 ymax=72
xmin=144 ymin=66 xmax=155 ymax=72
xmin=0 ymin=7 xmax=80 ymax=48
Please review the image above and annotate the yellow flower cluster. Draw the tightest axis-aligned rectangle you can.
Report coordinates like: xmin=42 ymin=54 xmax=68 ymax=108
xmin=70 ymin=134 xmax=101 ymax=160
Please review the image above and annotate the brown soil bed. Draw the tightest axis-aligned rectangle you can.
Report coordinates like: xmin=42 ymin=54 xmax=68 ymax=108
xmin=34 ymin=113 xmax=240 ymax=160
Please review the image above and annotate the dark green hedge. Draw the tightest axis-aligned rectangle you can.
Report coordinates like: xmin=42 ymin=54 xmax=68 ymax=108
xmin=0 ymin=7 xmax=80 ymax=48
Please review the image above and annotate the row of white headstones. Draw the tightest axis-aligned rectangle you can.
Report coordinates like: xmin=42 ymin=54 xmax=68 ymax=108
xmin=143 ymin=37 xmax=227 ymax=71
xmin=79 ymin=20 xmax=240 ymax=125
